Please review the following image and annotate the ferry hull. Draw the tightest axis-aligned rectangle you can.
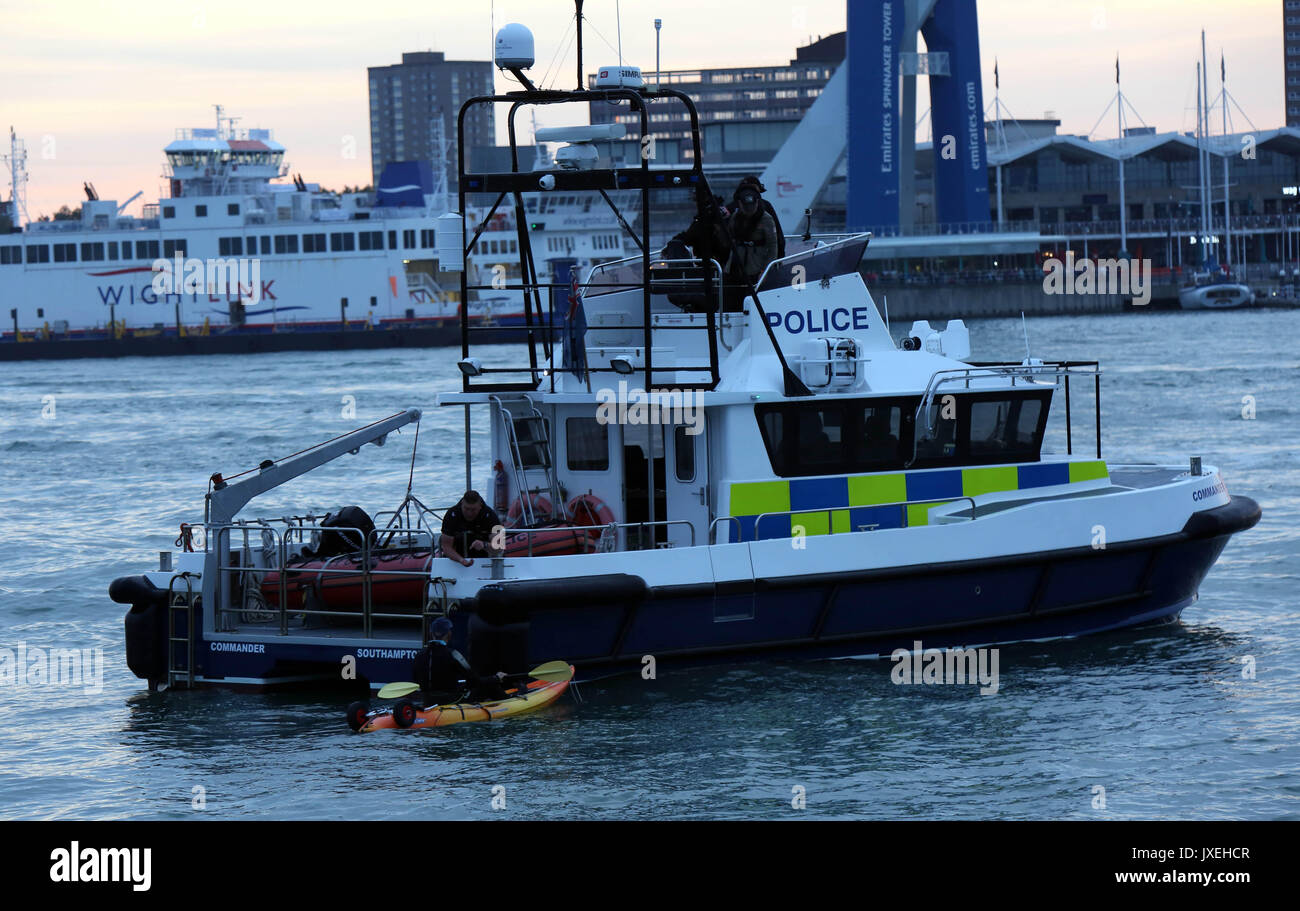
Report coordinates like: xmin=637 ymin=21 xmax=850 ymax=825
xmin=164 ymin=495 xmax=1257 ymax=689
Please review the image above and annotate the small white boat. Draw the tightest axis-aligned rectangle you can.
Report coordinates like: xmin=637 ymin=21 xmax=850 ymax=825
xmin=1179 ymin=275 xmax=1252 ymax=309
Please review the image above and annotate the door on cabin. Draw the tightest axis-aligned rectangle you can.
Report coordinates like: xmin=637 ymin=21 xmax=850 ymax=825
xmin=664 ymin=419 xmax=708 ymax=549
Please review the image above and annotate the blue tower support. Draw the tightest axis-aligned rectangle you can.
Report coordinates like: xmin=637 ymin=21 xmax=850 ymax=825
xmin=921 ymin=0 xmax=990 ymax=226
xmin=847 ymin=0 xmax=902 ymax=231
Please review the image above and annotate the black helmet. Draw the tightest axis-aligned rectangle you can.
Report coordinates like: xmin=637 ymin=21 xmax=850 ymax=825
xmin=430 ymin=617 xmax=453 ymax=640
xmin=736 ymin=175 xmax=766 ymax=196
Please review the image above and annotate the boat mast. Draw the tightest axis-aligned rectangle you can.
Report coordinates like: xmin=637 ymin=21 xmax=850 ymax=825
xmin=1116 ymin=55 xmax=1127 ymax=257
xmin=1201 ymin=30 xmax=1212 ymax=268
xmin=995 ymin=59 xmax=1004 ymax=227
xmin=1221 ymin=51 xmax=1231 ymax=272
xmin=1195 ymin=61 xmax=1205 ymax=265
xmin=3 ymin=127 xmax=28 ymax=229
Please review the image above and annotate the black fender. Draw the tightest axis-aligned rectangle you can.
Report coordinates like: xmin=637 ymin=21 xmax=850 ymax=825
xmin=111 ymin=575 xmax=170 ymax=684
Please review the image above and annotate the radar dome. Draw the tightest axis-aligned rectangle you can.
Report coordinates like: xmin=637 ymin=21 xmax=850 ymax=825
xmin=495 ymin=23 xmax=535 ymax=69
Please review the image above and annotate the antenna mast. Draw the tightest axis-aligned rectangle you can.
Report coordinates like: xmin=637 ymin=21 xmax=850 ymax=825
xmin=575 ymin=0 xmax=585 ymax=90
xmin=3 ymin=127 xmax=29 ymax=229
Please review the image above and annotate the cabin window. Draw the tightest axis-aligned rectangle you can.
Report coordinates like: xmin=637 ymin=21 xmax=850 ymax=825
xmin=53 ymin=243 xmax=76 ymax=263
xmin=195 ymin=205 xmax=207 ymax=217
xmin=80 ymin=242 xmax=104 ymax=262
xmin=566 ymin=418 xmax=609 ymax=471
xmin=855 ymin=402 xmax=905 ymax=468
xmin=914 ymin=401 xmax=959 ymax=462
xmin=330 ymin=231 xmax=355 ymax=252
xmin=163 ymin=206 xmax=175 ymax=218
xmin=107 ymin=242 xmax=118 ymax=260
xmin=388 ymin=230 xmax=397 ymax=250
xmin=228 ymin=203 xmax=240 ymax=215
xmin=967 ymin=396 xmax=1045 ymax=461
xmin=163 ymin=239 xmax=187 ymax=258
xmin=260 ymin=236 xmax=271 ymax=255
xmin=0 ymin=246 xmax=20 ymax=265
xmin=674 ymin=425 xmax=695 ymax=481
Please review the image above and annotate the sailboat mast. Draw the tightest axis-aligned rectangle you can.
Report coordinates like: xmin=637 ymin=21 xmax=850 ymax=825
xmin=1221 ymin=52 xmax=1232 ymax=271
xmin=1201 ymin=30 xmax=1212 ymax=265
xmin=1117 ymin=56 xmax=1127 ymax=256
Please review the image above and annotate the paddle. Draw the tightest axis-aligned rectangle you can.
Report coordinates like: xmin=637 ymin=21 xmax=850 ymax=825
xmin=376 ymin=660 xmax=570 ymax=699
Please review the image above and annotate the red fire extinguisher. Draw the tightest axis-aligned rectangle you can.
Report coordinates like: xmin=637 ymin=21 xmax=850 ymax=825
xmin=493 ymin=460 xmax=509 ymax=514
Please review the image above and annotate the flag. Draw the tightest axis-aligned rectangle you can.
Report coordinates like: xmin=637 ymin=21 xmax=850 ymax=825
xmin=1221 ymin=52 xmax=1225 ymax=82
xmin=561 ymin=264 xmax=588 ymax=382
xmin=1115 ymin=55 xmax=1120 ymax=85
xmin=994 ymin=59 xmax=999 ymax=90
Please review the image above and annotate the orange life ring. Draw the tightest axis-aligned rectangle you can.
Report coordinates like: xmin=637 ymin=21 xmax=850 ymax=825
xmin=507 ymin=493 xmax=553 ymax=527
xmin=566 ymin=494 xmax=616 ymax=538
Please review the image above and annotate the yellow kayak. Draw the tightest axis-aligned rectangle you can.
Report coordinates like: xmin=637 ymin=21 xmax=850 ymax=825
xmin=347 ymin=664 xmax=573 ymax=732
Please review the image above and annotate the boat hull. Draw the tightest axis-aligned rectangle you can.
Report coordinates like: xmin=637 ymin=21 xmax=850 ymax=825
xmin=1178 ymin=283 xmax=1252 ymax=309
xmin=169 ymin=496 xmax=1258 ymax=688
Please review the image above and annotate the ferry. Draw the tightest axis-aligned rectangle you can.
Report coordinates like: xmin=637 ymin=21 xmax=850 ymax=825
xmin=0 ymin=109 xmax=639 ymax=353
xmin=108 ymin=24 xmax=1260 ymax=694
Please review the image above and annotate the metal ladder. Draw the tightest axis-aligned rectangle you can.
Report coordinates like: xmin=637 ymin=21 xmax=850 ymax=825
xmin=167 ymin=574 xmax=198 ymax=689
xmin=494 ymin=397 xmax=564 ymax=525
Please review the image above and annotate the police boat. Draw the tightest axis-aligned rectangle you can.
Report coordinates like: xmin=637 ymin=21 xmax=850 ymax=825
xmin=109 ymin=20 xmax=1260 ymax=692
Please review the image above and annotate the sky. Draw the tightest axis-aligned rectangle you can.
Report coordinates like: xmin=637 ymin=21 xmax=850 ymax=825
xmin=0 ymin=0 xmax=1287 ymax=219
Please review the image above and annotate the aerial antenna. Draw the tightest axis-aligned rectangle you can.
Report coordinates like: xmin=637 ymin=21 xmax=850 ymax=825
xmin=575 ymin=0 xmax=585 ymax=90
xmin=1021 ymin=311 xmax=1031 ymax=361
xmin=616 ymin=0 xmax=623 ymax=68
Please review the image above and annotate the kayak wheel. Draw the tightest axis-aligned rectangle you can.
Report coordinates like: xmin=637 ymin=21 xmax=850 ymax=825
xmin=345 ymin=701 xmax=370 ymax=732
xmin=392 ymin=699 xmax=417 ymax=729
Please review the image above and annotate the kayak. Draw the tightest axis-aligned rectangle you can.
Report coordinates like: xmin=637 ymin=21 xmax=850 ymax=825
xmin=347 ymin=664 xmax=574 ymax=732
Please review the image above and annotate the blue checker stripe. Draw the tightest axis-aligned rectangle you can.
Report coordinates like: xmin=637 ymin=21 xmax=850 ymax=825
xmin=789 ymin=476 xmax=849 ymax=511
xmin=904 ymin=469 xmax=963 ymax=501
xmin=849 ymin=505 xmax=905 ymax=531
xmin=1017 ymin=463 xmax=1070 ymax=489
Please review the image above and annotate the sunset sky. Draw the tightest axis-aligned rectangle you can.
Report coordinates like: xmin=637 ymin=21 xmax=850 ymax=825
xmin=0 ymin=0 xmax=1287 ymax=219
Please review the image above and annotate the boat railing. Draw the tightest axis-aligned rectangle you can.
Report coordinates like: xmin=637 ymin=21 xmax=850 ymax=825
xmin=209 ymin=521 xmax=447 ymax=639
xmin=914 ymin=361 xmax=1103 ymax=463
xmin=711 ymin=495 xmax=979 ymax=544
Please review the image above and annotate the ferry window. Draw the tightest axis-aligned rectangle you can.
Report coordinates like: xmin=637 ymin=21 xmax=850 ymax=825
xmin=228 ymin=203 xmax=240 ymax=215
xmin=80 ymin=242 xmax=104 ymax=261
xmin=403 ymin=230 xmax=415 ymax=249
xmin=285 ymin=234 xmax=298 ymax=254
xmin=388 ymin=230 xmax=397 ymax=250
xmin=53 ymin=243 xmax=76 ymax=263
xmin=195 ymin=205 xmax=207 ymax=217
xmin=163 ymin=239 xmax=187 ymax=257
xmin=674 ymin=425 xmax=695 ymax=481
xmin=566 ymin=418 xmax=609 ymax=471
xmin=330 ymin=232 xmax=355 ymax=252
xmin=163 ymin=206 xmax=175 ymax=218
xmin=0 ymin=246 xmax=18 ymax=265
xmin=107 ymin=242 xmax=118 ymax=260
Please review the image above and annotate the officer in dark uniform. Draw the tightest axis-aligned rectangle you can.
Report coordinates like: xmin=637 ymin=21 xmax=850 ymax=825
xmin=439 ymin=490 xmax=502 ymax=567
xmin=413 ymin=617 xmax=508 ymax=705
